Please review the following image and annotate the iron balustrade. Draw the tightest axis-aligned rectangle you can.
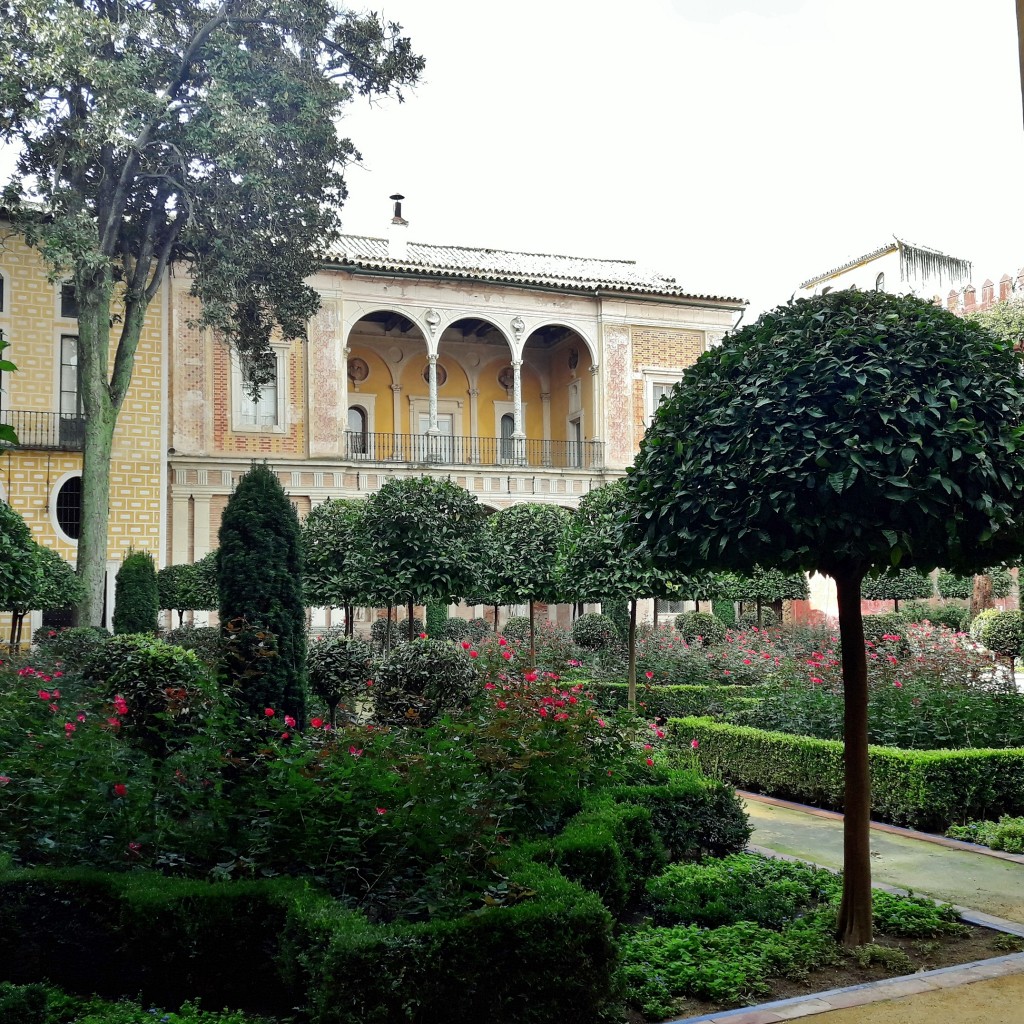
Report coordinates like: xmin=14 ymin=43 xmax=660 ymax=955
xmin=0 ymin=410 xmax=86 ymax=451
xmin=344 ymin=431 xmax=604 ymax=470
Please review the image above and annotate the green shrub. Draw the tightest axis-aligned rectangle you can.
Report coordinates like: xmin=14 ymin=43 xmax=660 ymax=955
xmin=527 ymin=798 xmax=665 ymax=915
xmin=601 ymin=599 xmax=631 ymax=643
xmin=466 ymin=616 xmax=493 ymax=642
xmin=571 ymin=613 xmax=619 ymax=650
xmin=162 ymin=624 xmax=221 ymax=666
xmin=972 ymin=609 xmax=1024 ymax=660
xmin=112 ymin=549 xmax=159 ymax=635
xmin=605 ymin=770 xmax=751 ymax=861
xmin=593 ymin=682 xmax=752 ymax=720
xmin=969 ymin=607 xmax=1001 ymax=643
xmin=502 ymin=615 xmax=532 ymax=643
xmin=947 ymin=815 xmax=1024 ymax=854
xmin=870 ymin=889 xmax=966 ymax=937
xmin=307 ymin=629 xmax=373 ymax=726
xmin=645 ymin=853 xmax=837 ymax=929
xmin=218 ymin=464 xmax=306 ymax=726
xmin=674 ymin=611 xmax=727 ymax=646
xmin=373 ymin=637 xmax=479 ymax=726
xmin=712 ymin=599 xmax=736 ymax=627
xmin=425 ymin=601 xmax=448 ymax=638
xmin=80 ymin=634 xmax=212 ymax=758
xmin=440 ymin=617 xmax=471 ymax=642
xmin=369 ymin=616 xmax=423 ymax=653
xmin=31 ymin=626 xmax=108 ymax=672
xmin=862 ymin=612 xmax=910 ymax=658
xmin=916 ymin=604 xmax=969 ymax=632
xmin=674 ymin=716 xmax=1024 ymax=830
xmin=0 ymin=864 xmax=617 ymax=1024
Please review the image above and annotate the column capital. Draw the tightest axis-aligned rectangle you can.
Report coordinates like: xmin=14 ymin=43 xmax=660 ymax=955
xmin=391 ymin=384 xmax=402 ymax=394
xmin=588 ymin=363 xmax=599 ymax=376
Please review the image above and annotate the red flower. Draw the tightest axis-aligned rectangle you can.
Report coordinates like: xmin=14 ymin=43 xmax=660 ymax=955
xmin=461 ymin=641 xmax=471 ymax=650
xmin=284 ymin=714 xmax=296 ymax=728
xmin=498 ymin=637 xmax=508 ymax=646
xmin=264 ymin=707 xmax=275 ymax=717
xmin=64 ymin=722 xmax=76 ymax=734
xmin=310 ymin=717 xmax=324 ymax=729
xmin=646 ymin=758 xmax=654 ymax=767
xmin=113 ymin=783 xmax=127 ymax=797
xmin=484 ymin=682 xmax=496 ymax=690
xmin=107 ymin=717 xmax=121 ymax=728
xmin=0 ymin=775 xmax=11 ymax=786
xmin=691 ymin=739 xmax=700 ymax=750
xmin=349 ymin=746 xmax=363 ymax=757
xmin=469 ymin=650 xmax=479 ymax=659
xmin=280 ymin=731 xmax=290 ymax=740
xmin=524 ymin=671 xmax=538 ymax=683
xmin=376 ymin=807 xmax=387 ymax=815
xmin=645 ymin=671 xmax=654 ymax=680
xmin=496 ymin=700 xmax=507 ymax=709
xmin=76 ymin=713 xmax=86 ymax=723
xmin=37 ymin=689 xmax=51 ymax=701
xmin=597 ymin=718 xmax=607 ymax=728
xmin=894 ymin=680 xmax=903 ymax=688
xmin=502 ymin=651 xmax=512 ymax=660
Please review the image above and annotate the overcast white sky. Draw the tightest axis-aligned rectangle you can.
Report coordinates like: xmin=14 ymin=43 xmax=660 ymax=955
xmin=336 ymin=0 xmax=1024 ymax=319
xmin=3 ymin=0 xmax=1021 ymax=321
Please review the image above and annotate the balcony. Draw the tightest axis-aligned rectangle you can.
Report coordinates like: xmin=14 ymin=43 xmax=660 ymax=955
xmin=0 ymin=410 xmax=86 ymax=451
xmin=343 ymin=431 xmax=604 ymax=471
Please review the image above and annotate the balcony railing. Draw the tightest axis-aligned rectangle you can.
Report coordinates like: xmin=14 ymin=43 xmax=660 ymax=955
xmin=344 ymin=431 xmax=604 ymax=470
xmin=0 ymin=410 xmax=86 ymax=451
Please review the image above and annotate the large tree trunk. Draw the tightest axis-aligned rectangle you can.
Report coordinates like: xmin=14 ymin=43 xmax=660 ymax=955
xmin=971 ymin=574 xmax=993 ymax=618
xmin=627 ymin=597 xmax=637 ymax=711
xmin=74 ymin=270 xmax=146 ymax=628
xmin=834 ymin=569 xmax=873 ymax=947
xmin=407 ymin=598 xmax=415 ymax=641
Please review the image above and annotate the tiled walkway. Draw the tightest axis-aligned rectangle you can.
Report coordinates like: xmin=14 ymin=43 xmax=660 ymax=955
xmin=666 ymin=793 xmax=1024 ymax=1024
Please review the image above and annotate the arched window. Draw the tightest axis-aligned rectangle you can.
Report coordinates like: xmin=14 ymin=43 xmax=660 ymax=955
xmin=500 ymin=413 xmax=515 ymax=461
xmin=54 ymin=474 xmax=83 ymax=541
xmin=347 ymin=405 xmax=368 ymax=455
xmin=875 ymin=272 xmax=885 ymax=292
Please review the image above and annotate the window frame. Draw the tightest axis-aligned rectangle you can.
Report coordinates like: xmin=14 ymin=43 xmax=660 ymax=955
xmin=231 ymin=345 xmax=288 ymax=433
xmin=640 ymin=366 xmax=685 ymax=427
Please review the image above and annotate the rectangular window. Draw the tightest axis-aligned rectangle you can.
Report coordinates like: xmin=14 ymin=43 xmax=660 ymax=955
xmin=238 ymin=355 xmax=280 ymax=428
xmin=60 ymin=334 xmax=80 ymax=416
xmin=60 ymin=283 xmax=79 ymax=320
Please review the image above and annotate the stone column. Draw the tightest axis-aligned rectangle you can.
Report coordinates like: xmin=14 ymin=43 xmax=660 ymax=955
xmin=171 ymin=494 xmax=190 ymax=564
xmin=340 ymin=344 xmax=350 ymax=455
xmin=511 ymin=358 xmax=524 ymax=438
xmin=391 ymin=384 xmax=403 ymax=460
xmin=192 ymin=495 xmax=212 ymax=626
xmin=427 ymin=353 xmax=440 ymax=435
xmin=468 ymin=387 xmax=480 ymax=463
xmin=541 ymin=392 xmax=552 ymax=467
xmin=589 ymin=364 xmax=601 ymax=469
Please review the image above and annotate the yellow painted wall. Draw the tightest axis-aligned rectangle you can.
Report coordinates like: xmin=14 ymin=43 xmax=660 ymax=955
xmin=547 ymin=337 xmax=593 ymax=442
xmin=347 ymin=345 xmax=395 ymax=435
xmin=476 ymin=353 xmax=544 ymax=438
xmin=0 ymin=230 xmax=164 ymax=563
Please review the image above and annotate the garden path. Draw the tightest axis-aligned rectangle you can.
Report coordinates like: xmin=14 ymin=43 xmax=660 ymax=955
xmin=671 ymin=792 xmax=1024 ymax=1024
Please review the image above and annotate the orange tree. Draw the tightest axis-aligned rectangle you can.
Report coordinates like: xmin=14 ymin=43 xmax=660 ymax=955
xmin=625 ymin=288 xmax=1024 ymax=946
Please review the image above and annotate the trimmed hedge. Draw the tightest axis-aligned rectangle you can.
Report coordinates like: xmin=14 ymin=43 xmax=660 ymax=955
xmin=0 ymin=861 xmax=616 ymax=1024
xmin=672 ymin=716 xmax=1024 ymax=831
xmin=593 ymin=681 xmax=752 ymax=719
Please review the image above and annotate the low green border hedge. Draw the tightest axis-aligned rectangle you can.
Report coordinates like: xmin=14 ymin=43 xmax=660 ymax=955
xmin=592 ymin=682 xmax=752 ymax=719
xmin=671 ymin=717 xmax=1024 ymax=831
xmin=0 ymin=863 xmax=616 ymax=1024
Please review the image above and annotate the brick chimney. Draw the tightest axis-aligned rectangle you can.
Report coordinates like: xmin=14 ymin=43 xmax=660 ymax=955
xmin=388 ymin=193 xmax=408 ymax=260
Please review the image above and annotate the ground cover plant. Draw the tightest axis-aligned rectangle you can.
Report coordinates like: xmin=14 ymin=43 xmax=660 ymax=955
xmin=620 ymin=852 xmax=971 ymax=1019
xmin=946 ymin=815 xmax=1024 ymax=853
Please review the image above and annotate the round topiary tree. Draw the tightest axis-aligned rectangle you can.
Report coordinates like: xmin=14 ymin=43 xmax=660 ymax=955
xmin=4 ymin=541 xmax=83 ymax=650
xmin=112 ymin=548 xmax=159 ymax=634
xmin=307 ymin=628 xmax=373 ymax=726
xmin=674 ymin=611 xmax=727 ymax=646
xmin=218 ymin=464 xmax=306 ymax=725
xmin=372 ymin=637 xmax=479 ymax=726
xmin=0 ymin=501 xmax=40 ymax=646
xmin=571 ymin=612 xmax=619 ymax=651
xmin=859 ymin=567 xmax=933 ymax=612
xmin=719 ymin=566 xmax=810 ymax=625
xmin=626 ymin=288 xmax=1024 ymax=946
xmin=972 ymin=609 xmax=1024 ymax=669
xmin=301 ymin=498 xmax=368 ymax=636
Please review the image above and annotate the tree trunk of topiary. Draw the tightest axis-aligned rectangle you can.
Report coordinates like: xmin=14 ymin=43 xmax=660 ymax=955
xmin=971 ymin=574 xmax=993 ymax=618
xmin=627 ymin=597 xmax=637 ymax=711
xmin=834 ymin=568 xmax=873 ymax=947
xmin=407 ymin=598 xmax=415 ymax=642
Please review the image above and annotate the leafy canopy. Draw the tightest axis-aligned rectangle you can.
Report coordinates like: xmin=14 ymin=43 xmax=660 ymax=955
xmin=301 ymin=498 xmax=368 ymax=609
xmin=627 ymin=288 xmax=1024 ymax=580
xmin=352 ymin=477 xmax=486 ymax=607
xmin=489 ymin=503 xmax=570 ymax=606
xmin=860 ymin=568 xmax=933 ymax=603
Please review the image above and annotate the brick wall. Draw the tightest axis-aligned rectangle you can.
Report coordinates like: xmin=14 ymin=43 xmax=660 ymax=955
xmin=630 ymin=326 xmax=705 ymax=443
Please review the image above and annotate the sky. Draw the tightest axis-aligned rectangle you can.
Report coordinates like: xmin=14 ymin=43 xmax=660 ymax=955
xmin=2 ymin=0 xmax=1021 ymax=321
xmin=332 ymin=0 xmax=1024 ymax=319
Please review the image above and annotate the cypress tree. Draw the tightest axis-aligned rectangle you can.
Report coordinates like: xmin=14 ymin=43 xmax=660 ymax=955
xmin=112 ymin=548 xmax=159 ymax=634
xmin=218 ymin=464 xmax=306 ymax=724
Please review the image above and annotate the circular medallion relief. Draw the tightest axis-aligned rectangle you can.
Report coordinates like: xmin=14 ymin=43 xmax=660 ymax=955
xmin=347 ymin=357 xmax=369 ymax=383
xmin=497 ymin=366 xmax=515 ymax=390
xmin=423 ymin=362 xmax=448 ymax=386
